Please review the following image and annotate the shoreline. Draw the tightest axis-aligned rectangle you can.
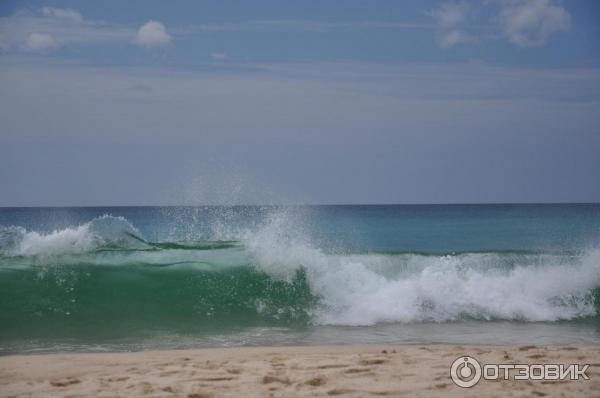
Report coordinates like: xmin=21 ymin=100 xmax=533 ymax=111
xmin=1 ymin=345 xmax=599 ymax=397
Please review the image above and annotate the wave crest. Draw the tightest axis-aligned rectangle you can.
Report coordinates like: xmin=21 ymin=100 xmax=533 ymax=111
xmin=0 ymin=215 xmax=148 ymax=256
xmin=242 ymin=213 xmax=600 ymax=324
xmin=0 ymin=214 xmax=599 ymax=325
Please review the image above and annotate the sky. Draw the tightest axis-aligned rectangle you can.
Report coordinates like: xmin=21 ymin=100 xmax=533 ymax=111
xmin=1 ymin=0 xmax=599 ymax=205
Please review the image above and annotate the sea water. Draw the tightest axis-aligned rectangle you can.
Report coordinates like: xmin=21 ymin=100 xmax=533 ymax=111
xmin=1 ymin=204 xmax=599 ymax=354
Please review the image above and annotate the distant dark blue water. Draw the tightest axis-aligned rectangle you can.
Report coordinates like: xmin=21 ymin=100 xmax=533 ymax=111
xmin=1 ymin=204 xmax=599 ymax=354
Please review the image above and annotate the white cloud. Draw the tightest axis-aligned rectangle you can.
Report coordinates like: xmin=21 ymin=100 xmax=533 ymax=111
xmin=428 ymin=2 xmax=470 ymax=28
xmin=437 ymin=30 xmax=475 ymax=49
xmin=428 ymin=0 xmax=570 ymax=49
xmin=41 ymin=7 xmax=83 ymax=24
xmin=134 ymin=21 xmax=171 ymax=48
xmin=498 ymin=0 xmax=570 ymax=47
xmin=428 ymin=2 xmax=474 ymax=49
xmin=25 ymin=33 xmax=60 ymax=52
xmin=0 ymin=8 xmax=133 ymax=53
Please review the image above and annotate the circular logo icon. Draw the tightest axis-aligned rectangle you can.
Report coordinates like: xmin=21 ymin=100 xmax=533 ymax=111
xmin=450 ymin=356 xmax=482 ymax=388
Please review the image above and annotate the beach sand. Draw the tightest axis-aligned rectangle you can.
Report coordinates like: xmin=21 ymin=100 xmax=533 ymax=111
xmin=1 ymin=345 xmax=599 ymax=397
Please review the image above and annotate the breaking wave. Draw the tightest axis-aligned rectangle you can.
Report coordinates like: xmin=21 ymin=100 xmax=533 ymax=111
xmin=0 ymin=215 xmax=599 ymax=330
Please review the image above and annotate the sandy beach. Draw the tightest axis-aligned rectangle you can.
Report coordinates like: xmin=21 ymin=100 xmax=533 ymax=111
xmin=1 ymin=345 xmax=599 ymax=397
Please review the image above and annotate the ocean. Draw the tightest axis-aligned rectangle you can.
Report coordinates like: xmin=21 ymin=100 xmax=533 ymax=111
xmin=1 ymin=204 xmax=599 ymax=354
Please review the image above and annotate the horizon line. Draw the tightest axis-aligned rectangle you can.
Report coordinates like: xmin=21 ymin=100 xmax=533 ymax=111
xmin=1 ymin=202 xmax=599 ymax=209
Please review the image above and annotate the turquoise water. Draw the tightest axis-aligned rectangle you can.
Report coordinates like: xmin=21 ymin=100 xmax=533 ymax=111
xmin=1 ymin=205 xmax=599 ymax=354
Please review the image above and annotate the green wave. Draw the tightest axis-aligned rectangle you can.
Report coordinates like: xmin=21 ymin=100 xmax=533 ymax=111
xmin=0 ymin=263 xmax=317 ymax=343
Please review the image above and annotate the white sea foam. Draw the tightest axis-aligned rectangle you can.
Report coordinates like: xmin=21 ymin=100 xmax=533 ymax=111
xmin=242 ymin=211 xmax=600 ymax=324
xmin=0 ymin=215 xmax=147 ymax=256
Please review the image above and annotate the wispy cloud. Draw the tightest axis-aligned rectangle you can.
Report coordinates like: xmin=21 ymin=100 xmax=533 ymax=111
xmin=0 ymin=7 xmax=133 ymax=52
xmin=211 ymin=53 xmax=228 ymax=60
xmin=0 ymin=8 xmax=432 ymax=54
xmin=427 ymin=0 xmax=571 ymax=49
xmin=428 ymin=2 xmax=470 ymax=28
xmin=437 ymin=30 xmax=476 ymax=49
xmin=178 ymin=19 xmax=433 ymax=34
xmin=40 ymin=7 xmax=83 ymax=24
xmin=427 ymin=2 xmax=476 ymax=49
xmin=0 ymin=2 xmax=574 ymax=56
xmin=243 ymin=61 xmax=600 ymax=102
xmin=25 ymin=32 xmax=59 ymax=52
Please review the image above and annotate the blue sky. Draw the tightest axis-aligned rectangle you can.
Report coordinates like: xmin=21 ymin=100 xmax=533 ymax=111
xmin=1 ymin=0 xmax=599 ymax=205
